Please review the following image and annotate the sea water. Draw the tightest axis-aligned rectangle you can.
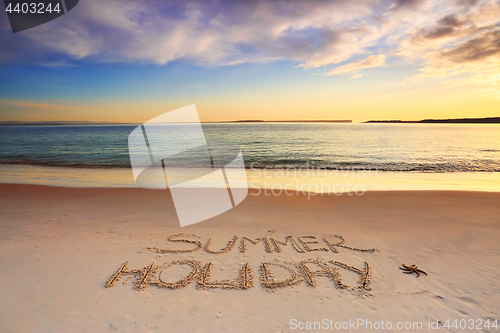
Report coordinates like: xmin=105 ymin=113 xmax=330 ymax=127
xmin=1 ymin=123 xmax=499 ymax=191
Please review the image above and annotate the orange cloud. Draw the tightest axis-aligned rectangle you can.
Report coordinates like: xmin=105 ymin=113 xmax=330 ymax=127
xmin=0 ymin=99 xmax=61 ymax=110
xmin=6 ymin=100 xmax=58 ymax=109
xmin=400 ymin=0 xmax=500 ymax=86
xmin=323 ymin=54 xmax=386 ymax=77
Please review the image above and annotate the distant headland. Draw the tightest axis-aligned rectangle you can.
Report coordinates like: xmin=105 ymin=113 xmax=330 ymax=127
xmin=0 ymin=119 xmax=353 ymax=125
xmin=0 ymin=121 xmax=133 ymax=126
xmin=365 ymin=117 xmax=500 ymax=124
xmin=229 ymin=120 xmax=352 ymax=123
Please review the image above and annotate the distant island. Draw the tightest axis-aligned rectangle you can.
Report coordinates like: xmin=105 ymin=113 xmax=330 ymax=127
xmin=226 ymin=120 xmax=352 ymax=123
xmin=0 ymin=121 xmax=134 ymax=126
xmin=0 ymin=120 xmax=353 ymax=125
xmin=365 ymin=117 xmax=500 ymax=124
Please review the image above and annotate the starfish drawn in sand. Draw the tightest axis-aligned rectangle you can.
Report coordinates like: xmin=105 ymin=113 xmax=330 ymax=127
xmin=400 ymin=264 xmax=427 ymax=277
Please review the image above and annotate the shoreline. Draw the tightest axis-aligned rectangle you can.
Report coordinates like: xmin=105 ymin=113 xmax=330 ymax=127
xmin=1 ymin=164 xmax=499 ymax=192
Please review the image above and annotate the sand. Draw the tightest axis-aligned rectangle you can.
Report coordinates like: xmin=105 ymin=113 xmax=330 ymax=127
xmin=0 ymin=184 xmax=499 ymax=332
xmin=2 ymin=164 xmax=500 ymax=192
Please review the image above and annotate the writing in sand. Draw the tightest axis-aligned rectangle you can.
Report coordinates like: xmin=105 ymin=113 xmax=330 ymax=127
xmin=105 ymin=233 xmax=380 ymax=294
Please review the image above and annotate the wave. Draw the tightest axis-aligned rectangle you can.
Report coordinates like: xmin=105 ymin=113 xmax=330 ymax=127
xmin=1 ymin=160 xmax=499 ymax=173
xmin=1 ymin=123 xmax=499 ymax=173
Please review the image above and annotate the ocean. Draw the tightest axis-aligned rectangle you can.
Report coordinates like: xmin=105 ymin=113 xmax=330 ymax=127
xmin=1 ymin=123 xmax=499 ymax=172
xmin=1 ymin=123 xmax=499 ymax=191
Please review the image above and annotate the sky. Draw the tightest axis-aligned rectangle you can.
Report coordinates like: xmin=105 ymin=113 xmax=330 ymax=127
xmin=0 ymin=0 xmax=499 ymax=123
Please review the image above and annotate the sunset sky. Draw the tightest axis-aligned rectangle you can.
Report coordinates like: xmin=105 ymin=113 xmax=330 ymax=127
xmin=0 ymin=0 xmax=499 ymax=123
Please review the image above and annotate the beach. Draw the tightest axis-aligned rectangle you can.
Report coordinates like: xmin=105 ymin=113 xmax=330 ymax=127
xmin=1 ymin=184 xmax=499 ymax=332
xmin=3 ymin=0 xmax=500 ymax=331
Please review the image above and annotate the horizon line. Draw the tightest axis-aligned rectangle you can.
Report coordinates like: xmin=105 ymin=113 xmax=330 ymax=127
xmin=0 ymin=117 xmax=499 ymax=125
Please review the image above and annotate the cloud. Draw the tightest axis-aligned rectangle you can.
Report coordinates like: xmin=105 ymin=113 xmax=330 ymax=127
xmin=2 ymin=0 xmax=390 ymax=68
xmin=41 ymin=60 xmax=75 ymax=68
xmin=441 ymin=30 xmax=500 ymax=63
xmin=405 ymin=1 xmax=499 ymax=47
xmin=324 ymin=54 xmax=386 ymax=76
xmin=390 ymin=0 xmax=431 ymax=11
xmin=3 ymin=99 xmax=59 ymax=109
xmin=1 ymin=0 xmax=499 ymax=87
xmin=395 ymin=0 xmax=500 ymax=86
xmin=410 ymin=29 xmax=500 ymax=85
xmin=349 ymin=73 xmax=364 ymax=79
